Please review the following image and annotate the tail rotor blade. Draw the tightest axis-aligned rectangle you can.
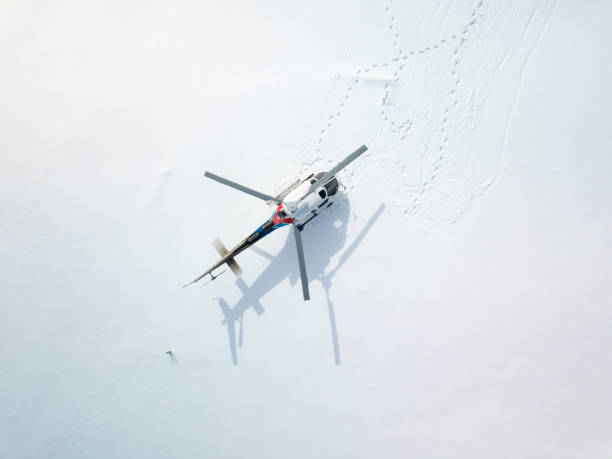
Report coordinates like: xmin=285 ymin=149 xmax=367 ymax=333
xmin=292 ymin=223 xmax=310 ymax=301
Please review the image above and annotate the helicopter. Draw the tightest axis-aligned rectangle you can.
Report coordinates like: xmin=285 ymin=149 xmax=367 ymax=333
xmin=183 ymin=145 xmax=368 ymax=300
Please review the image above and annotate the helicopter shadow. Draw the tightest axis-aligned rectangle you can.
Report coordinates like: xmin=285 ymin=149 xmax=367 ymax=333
xmin=212 ymin=193 xmax=385 ymax=365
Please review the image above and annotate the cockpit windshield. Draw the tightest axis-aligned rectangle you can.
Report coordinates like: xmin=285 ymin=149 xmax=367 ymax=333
xmin=324 ymin=178 xmax=338 ymax=196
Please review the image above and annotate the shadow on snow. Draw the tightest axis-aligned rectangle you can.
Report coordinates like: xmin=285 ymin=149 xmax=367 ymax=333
xmin=212 ymin=193 xmax=385 ymax=366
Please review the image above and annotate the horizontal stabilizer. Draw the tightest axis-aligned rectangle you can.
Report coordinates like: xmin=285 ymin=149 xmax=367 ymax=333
xmin=226 ymin=257 xmax=243 ymax=277
xmin=212 ymin=238 xmax=229 ymax=257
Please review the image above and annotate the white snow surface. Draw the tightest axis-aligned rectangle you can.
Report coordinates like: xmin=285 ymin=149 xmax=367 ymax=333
xmin=2 ymin=0 xmax=612 ymax=458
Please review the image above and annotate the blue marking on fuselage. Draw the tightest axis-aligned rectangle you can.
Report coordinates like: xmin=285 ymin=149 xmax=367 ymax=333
xmin=250 ymin=211 xmax=290 ymax=243
xmin=254 ymin=219 xmax=276 ymax=238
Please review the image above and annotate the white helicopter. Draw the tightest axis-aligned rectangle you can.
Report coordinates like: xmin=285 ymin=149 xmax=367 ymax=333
xmin=183 ymin=145 xmax=368 ymax=300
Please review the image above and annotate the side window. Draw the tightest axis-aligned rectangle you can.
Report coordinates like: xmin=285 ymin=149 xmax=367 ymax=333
xmin=318 ymin=189 xmax=326 ymax=199
xmin=310 ymin=179 xmax=317 ymax=185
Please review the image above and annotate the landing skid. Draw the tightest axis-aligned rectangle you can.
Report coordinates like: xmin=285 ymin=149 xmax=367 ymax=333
xmin=296 ymin=202 xmax=333 ymax=231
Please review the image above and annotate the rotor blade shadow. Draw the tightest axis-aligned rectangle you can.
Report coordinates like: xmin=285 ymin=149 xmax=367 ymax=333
xmin=209 ymin=194 xmax=352 ymax=365
xmin=315 ymin=203 xmax=386 ymax=365
xmin=213 ymin=297 xmax=238 ymax=366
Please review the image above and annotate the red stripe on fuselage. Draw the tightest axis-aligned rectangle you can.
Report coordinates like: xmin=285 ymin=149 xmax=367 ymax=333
xmin=271 ymin=204 xmax=293 ymax=227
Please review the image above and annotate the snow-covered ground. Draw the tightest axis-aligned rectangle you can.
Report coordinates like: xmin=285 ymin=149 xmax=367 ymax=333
xmin=2 ymin=1 xmax=612 ymax=457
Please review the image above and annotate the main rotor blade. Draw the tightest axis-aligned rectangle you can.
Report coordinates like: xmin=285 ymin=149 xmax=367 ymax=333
xmin=292 ymin=223 xmax=310 ymax=301
xmin=299 ymin=144 xmax=368 ymax=202
xmin=204 ymin=171 xmax=277 ymax=202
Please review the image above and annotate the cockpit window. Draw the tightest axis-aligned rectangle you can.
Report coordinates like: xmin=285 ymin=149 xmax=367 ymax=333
xmin=318 ymin=189 xmax=326 ymax=199
xmin=310 ymin=179 xmax=317 ymax=185
xmin=278 ymin=210 xmax=287 ymax=218
xmin=324 ymin=177 xmax=339 ymax=196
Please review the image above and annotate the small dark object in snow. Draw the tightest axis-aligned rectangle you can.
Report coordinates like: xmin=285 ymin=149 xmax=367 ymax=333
xmin=165 ymin=350 xmax=178 ymax=364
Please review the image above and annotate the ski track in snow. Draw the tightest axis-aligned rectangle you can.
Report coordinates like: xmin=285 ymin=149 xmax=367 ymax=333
xmin=299 ymin=0 xmax=558 ymax=239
